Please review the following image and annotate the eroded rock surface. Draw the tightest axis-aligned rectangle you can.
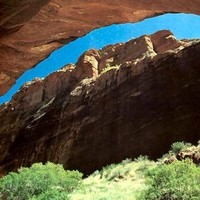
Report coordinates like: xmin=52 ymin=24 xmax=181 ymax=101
xmin=1 ymin=0 xmax=200 ymax=95
xmin=0 ymin=30 xmax=200 ymax=175
xmin=163 ymin=145 xmax=200 ymax=165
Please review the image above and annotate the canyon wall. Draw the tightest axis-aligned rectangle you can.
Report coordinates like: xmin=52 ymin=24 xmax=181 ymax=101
xmin=0 ymin=30 xmax=200 ymax=175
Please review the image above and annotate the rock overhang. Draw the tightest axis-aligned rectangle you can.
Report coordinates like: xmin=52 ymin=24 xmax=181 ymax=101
xmin=1 ymin=0 xmax=200 ymax=95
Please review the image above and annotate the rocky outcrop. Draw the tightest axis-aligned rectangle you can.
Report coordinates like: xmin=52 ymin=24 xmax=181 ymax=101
xmin=163 ymin=144 xmax=200 ymax=165
xmin=0 ymin=30 xmax=200 ymax=175
xmin=1 ymin=0 xmax=200 ymax=95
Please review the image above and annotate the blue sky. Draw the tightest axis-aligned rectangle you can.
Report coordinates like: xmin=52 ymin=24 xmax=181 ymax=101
xmin=0 ymin=13 xmax=200 ymax=105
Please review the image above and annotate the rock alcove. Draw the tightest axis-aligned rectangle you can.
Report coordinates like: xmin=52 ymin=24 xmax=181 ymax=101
xmin=1 ymin=1 xmax=200 ymax=175
xmin=1 ymin=0 xmax=200 ymax=95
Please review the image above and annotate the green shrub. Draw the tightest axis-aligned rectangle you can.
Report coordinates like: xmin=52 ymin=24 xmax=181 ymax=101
xmin=30 ymin=188 xmax=70 ymax=200
xmin=134 ymin=156 xmax=154 ymax=174
xmin=101 ymin=63 xmax=120 ymax=74
xmin=0 ymin=162 xmax=82 ymax=200
xmin=139 ymin=159 xmax=200 ymax=200
xmin=170 ymin=141 xmax=192 ymax=154
xmin=134 ymin=155 xmax=149 ymax=163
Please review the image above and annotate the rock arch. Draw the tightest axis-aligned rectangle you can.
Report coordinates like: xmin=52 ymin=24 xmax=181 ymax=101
xmin=1 ymin=0 xmax=200 ymax=95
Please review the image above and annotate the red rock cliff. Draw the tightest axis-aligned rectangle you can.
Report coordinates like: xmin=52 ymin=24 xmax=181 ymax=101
xmin=1 ymin=0 xmax=200 ymax=95
xmin=0 ymin=30 xmax=200 ymax=175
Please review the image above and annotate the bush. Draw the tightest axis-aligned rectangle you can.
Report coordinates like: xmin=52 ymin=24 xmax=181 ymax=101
xmin=30 ymin=188 xmax=70 ymax=200
xmin=0 ymin=162 xmax=82 ymax=200
xmin=134 ymin=156 xmax=154 ymax=174
xmin=101 ymin=63 xmax=120 ymax=74
xmin=139 ymin=159 xmax=200 ymax=200
xmin=170 ymin=141 xmax=192 ymax=154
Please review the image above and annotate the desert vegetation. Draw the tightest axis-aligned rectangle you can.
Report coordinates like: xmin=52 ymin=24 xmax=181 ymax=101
xmin=0 ymin=141 xmax=200 ymax=200
xmin=100 ymin=63 xmax=120 ymax=74
xmin=0 ymin=162 xmax=82 ymax=200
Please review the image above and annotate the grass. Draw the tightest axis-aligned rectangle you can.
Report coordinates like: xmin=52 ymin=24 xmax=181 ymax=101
xmin=70 ymin=142 xmax=200 ymax=200
xmin=69 ymin=157 xmax=156 ymax=200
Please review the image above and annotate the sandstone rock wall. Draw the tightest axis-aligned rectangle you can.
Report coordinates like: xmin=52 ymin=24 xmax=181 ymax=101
xmin=0 ymin=31 xmax=200 ymax=175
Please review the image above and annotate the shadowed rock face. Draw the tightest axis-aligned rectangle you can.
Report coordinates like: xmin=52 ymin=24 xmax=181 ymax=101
xmin=0 ymin=30 xmax=200 ymax=175
xmin=1 ymin=0 xmax=200 ymax=95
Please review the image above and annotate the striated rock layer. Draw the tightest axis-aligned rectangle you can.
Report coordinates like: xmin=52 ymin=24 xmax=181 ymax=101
xmin=0 ymin=30 xmax=200 ymax=175
xmin=1 ymin=0 xmax=200 ymax=95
